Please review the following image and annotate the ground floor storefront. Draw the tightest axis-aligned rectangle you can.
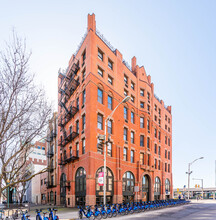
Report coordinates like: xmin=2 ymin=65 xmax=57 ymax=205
xmin=56 ymin=164 xmax=172 ymax=207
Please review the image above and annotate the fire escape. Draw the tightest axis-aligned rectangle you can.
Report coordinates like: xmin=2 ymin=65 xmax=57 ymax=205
xmin=58 ymin=59 xmax=80 ymax=166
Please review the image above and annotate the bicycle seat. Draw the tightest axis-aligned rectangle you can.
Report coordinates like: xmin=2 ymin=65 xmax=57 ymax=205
xmin=26 ymin=215 xmax=30 ymax=218
xmin=43 ymin=212 xmax=47 ymax=215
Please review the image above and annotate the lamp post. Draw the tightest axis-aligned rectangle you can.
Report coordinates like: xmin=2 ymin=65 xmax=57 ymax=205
xmin=186 ymin=157 xmax=204 ymax=200
xmin=193 ymin=178 xmax=204 ymax=199
xmin=103 ymin=96 xmax=130 ymax=205
xmin=6 ymin=179 xmax=10 ymax=209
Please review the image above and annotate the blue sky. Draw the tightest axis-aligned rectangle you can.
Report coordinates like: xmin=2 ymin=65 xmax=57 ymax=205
xmin=0 ymin=0 xmax=216 ymax=188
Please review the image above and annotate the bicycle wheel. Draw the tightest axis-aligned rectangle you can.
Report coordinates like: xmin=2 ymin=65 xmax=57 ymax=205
xmin=102 ymin=213 xmax=107 ymax=219
xmin=78 ymin=211 xmax=83 ymax=219
xmin=112 ymin=211 xmax=117 ymax=217
xmin=49 ymin=214 xmax=53 ymax=220
xmin=107 ymin=212 xmax=112 ymax=218
xmin=94 ymin=213 xmax=102 ymax=220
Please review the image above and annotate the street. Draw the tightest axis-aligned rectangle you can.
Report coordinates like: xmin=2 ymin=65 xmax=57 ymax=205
xmin=112 ymin=201 xmax=216 ymax=220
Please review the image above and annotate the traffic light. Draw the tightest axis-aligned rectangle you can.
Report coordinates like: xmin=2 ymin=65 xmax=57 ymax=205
xmin=195 ymin=184 xmax=197 ymax=188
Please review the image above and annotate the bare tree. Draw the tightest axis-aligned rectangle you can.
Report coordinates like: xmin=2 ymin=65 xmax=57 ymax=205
xmin=0 ymin=31 xmax=52 ymax=198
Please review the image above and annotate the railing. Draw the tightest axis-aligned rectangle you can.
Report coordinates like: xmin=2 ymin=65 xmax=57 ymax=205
xmin=154 ymin=93 xmax=161 ymax=103
xmin=74 ymin=30 xmax=88 ymax=57
xmin=58 ymin=150 xmax=79 ymax=165
xmin=58 ymin=131 xmax=79 ymax=148
xmin=122 ymin=59 xmax=132 ymax=72
xmin=47 ymin=165 xmax=54 ymax=172
xmin=47 ymin=181 xmax=55 ymax=188
xmin=47 ymin=150 xmax=54 ymax=157
xmin=96 ymin=29 xmax=116 ymax=54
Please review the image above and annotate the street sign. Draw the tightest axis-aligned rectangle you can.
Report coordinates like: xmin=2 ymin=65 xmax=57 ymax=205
xmin=177 ymin=188 xmax=179 ymax=192
xmin=134 ymin=186 xmax=139 ymax=192
xmin=98 ymin=172 xmax=104 ymax=186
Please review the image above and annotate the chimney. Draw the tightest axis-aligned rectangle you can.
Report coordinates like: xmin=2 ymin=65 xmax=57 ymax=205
xmin=88 ymin=13 xmax=96 ymax=32
xmin=131 ymin=56 xmax=137 ymax=72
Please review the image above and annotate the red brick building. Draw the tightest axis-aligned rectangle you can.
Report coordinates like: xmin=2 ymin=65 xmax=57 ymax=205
xmin=57 ymin=14 xmax=172 ymax=207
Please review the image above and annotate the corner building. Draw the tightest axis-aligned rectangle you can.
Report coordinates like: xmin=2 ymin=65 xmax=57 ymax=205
xmin=57 ymin=14 xmax=173 ymax=207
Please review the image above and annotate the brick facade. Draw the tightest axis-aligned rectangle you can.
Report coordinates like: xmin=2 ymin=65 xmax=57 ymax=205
xmin=57 ymin=13 xmax=173 ymax=207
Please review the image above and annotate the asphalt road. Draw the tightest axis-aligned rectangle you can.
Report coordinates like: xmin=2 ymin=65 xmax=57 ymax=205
xmin=113 ymin=202 xmax=216 ymax=220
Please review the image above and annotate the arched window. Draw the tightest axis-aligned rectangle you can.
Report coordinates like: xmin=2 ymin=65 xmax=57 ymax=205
xmin=122 ymin=171 xmax=135 ymax=194
xmin=165 ymin=178 xmax=170 ymax=192
xmin=142 ymin=175 xmax=150 ymax=202
xmin=60 ymin=173 xmax=67 ymax=205
xmin=154 ymin=177 xmax=161 ymax=192
xmin=75 ymin=167 xmax=86 ymax=206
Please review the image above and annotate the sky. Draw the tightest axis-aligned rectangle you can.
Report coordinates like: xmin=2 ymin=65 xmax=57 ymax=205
xmin=0 ymin=0 xmax=216 ymax=189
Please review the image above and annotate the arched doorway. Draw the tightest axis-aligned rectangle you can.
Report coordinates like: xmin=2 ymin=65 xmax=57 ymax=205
xmin=75 ymin=167 xmax=86 ymax=206
xmin=95 ymin=167 xmax=114 ymax=205
xmin=154 ymin=176 xmax=161 ymax=200
xmin=165 ymin=178 xmax=171 ymax=199
xmin=60 ymin=173 xmax=67 ymax=205
xmin=122 ymin=171 xmax=135 ymax=203
xmin=142 ymin=175 xmax=150 ymax=202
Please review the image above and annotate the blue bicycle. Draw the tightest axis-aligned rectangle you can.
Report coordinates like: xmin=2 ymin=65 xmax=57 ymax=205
xmin=48 ymin=208 xmax=59 ymax=220
xmin=35 ymin=209 xmax=49 ymax=220
xmin=20 ymin=210 xmax=30 ymax=220
xmin=78 ymin=206 xmax=94 ymax=219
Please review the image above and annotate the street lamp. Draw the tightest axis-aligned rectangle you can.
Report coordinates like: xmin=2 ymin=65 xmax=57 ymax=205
xmin=193 ymin=178 xmax=204 ymax=199
xmin=186 ymin=157 xmax=204 ymax=200
xmin=103 ymin=96 xmax=130 ymax=205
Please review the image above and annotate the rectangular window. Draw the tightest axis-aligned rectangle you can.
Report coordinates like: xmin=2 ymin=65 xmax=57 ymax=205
xmin=108 ymin=120 xmax=112 ymax=134
xmin=82 ymin=138 xmax=85 ymax=154
xmin=148 ymin=154 xmax=150 ymax=166
xmin=108 ymin=95 xmax=113 ymax=110
xmin=131 ymin=95 xmax=135 ymax=103
xmin=155 ymin=159 xmax=157 ymax=169
xmin=108 ymin=75 xmax=113 ymax=85
xmin=154 ymin=115 xmax=157 ymax=122
xmin=123 ymin=147 xmax=127 ymax=161
xmin=107 ymin=142 xmax=112 ymax=157
xmin=76 ymin=142 xmax=79 ymax=157
xmin=82 ymin=114 xmax=86 ymax=130
xmin=147 ymin=137 xmax=150 ymax=149
xmin=159 ymin=108 xmax=161 ymax=115
xmin=97 ymin=88 xmax=103 ymax=104
xmin=168 ymin=118 xmax=170 ymax=124
xmin=140 ymin=153 xmax=144 ymax=165
xmin=140 ymin=117 xmax=144 ymax=128
xmin=165 ymin=136 xmax=167 ymax=144
xmin=131 ymin=112 xmax=135 ymax=124
xmin=154 ymin=129 xmax=157 ymax=138
xmin=155 ymin=105 xmax=157 ymax=111
xmin=98 ymin=67 xmax=103 ymax=77
xmin=147 ymin=105 xmax=150 ymax=112
xmin=147 ymin=119 xmax=150 ymax=131
xmin=140 ymin=102 xmax=144 ymax=108
xmin=147 ymin=92 xmax=150 ymax=101
xmin=82 ymin=50 xmax=86 ymax=65
xmin=124 ymin=107 xmax=128 ymax=120
xmin=140 ymin=135 xmax=144 ymax=147
xmin=165 ymin=163 xmax=167 ymax=172
xmin=82 ymin=89 xmax=86 ymax=105
xmin=154 ymin=144 xmax=157 ymax=154
xmin=140 ymin=89 xmax=144 ymax=96
xmin=98 ymin=49 xmax=103 ymax=61
xmin=97 ymin=114 xmax=103 ymax=130
xmin=124 ymin=89 xmax=128 ymax=96
xmin=124 ymin=128 xmax=128 ymax=141
xmin=165 ymin=115 xmax=167 ymax=121
xmin=131 ymin=131 xmax=135 ymax=144
xmin=168 ymin=164 xmax=170 ymax=173
xmin=41 ymin=180 xmax=43 ymax=185
xmin=158 ymin=146 xmax=161 ymax=156
xmin=165 ymin=150 xmax=167 ymax=158
xmin=124 ymin=75 xmax=128 ymax=84
xmin=131 ymin=150 xmax=134 ymax=163
xmin=131 ymin=81 xmax=135 ymax=90
xmin=82 ymin=69 xmax=86 ymax=81
xmin=168 ymin=138 xmax=170 ymax=146
xmin=168 ymin=151 xmax=170 ymax=160
xmin=76 ymin=120 xmax=79 ymax=133
xmin=69 ymin=126 xmax=72 ymax=134
xmin=158 ymin=160 xmax=160 ymax=170
xmin=158 ymin=131 xmax=161 ymax=141
xmin=76 ymin=97 xmax=79 ymax=110
xmin=108 ymin=59 xmax=113 ymax=70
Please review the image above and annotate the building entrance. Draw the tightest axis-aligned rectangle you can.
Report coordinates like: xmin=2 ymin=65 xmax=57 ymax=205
xmin=122 ymin=171 xmax=135 ymax=203
xmin=60 ymin=173 xmax=67 ymax=205
xmin=142 ymin=174 xmax=150 ymax=202
xmin=95 ymin=167 xmax=114 ymax=205
xmin=75 ymin=167 xmax=86 ymax=206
